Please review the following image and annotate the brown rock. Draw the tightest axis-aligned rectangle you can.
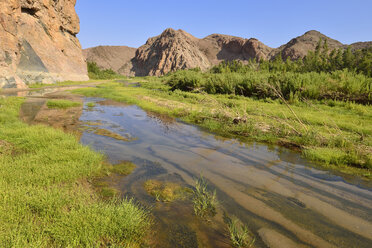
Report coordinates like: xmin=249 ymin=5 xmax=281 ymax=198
xmin=131 ymin=28 xmax=211 ymax=76
xmin=0 ymin=0 xmax=88 ymax=88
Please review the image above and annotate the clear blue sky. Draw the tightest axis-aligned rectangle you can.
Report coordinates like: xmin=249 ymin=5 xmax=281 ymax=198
xmin=76 ymin=0 xmax=372 ymax=49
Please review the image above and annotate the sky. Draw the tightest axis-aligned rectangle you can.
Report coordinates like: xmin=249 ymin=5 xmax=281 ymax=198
xmin=76 ymin=0 xmax=372 ymax=49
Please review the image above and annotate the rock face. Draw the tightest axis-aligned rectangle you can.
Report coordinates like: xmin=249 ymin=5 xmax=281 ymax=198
xmin=131 ymin=28 xmax=212 ymax=76
xmin=0 ymin=0 xmax=88 ymax=88
xmin=199 ymin=34 xmax=273 ymax=64
xmin=84 ymin=28 xmax=372 ymax=77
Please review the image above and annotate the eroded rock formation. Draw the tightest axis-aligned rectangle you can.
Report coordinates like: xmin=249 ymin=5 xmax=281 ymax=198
xmin=0 ymin=0 xmax=88 ymax=88
xmin=131 ymin=28 xmax=212 ymax=76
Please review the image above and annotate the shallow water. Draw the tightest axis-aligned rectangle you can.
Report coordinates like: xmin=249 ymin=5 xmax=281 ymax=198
xmin=79 ymin=97 xmax=372 ymax=248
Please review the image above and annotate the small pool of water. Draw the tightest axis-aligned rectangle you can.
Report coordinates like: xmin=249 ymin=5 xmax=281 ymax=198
xmin=79 ymin=97 xmax=372 ymax=248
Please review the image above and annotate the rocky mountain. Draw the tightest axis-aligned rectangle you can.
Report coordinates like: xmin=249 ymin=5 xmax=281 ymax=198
xmin=276 ymin=30 xmax=344 ymax=60
xmin=130 ymin=28 xmax=212 ymax=76
xmin=85 ymin=28 xmax=371 ymax=77
xmin=348 ymin=41 xmax=372 ymax=51
xmin=0 ymin=0 xmax=88 ymax=88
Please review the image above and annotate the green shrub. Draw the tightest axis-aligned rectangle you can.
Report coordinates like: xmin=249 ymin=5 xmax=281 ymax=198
xmin=88 ymin=62 xmax=120 ymax=80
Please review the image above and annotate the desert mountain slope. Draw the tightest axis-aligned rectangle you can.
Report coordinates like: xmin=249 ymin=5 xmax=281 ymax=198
xmin=130 ymin=28 xmax=212 ymax=76
xmin=275 ymin=30 xmax=344 ymax=60
xmin=84 ymin=29 xmax=372 ymax=77
xmin=84 ymin=46 xmax=136 ymax=72
xmin=0 ymin=0 xmax=88 ymax=88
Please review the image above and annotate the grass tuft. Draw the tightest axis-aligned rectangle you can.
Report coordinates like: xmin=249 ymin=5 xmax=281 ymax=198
xmin=225 ymin=215 xmax=255 ymax=248
xmin=192 ymin=176 xmax=218 ymax=219
xmin=46 ymin=99 xmax=81 ymax=109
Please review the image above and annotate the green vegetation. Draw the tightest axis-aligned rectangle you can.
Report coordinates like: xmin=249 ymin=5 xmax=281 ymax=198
xmin=88 ymin=61 xmax=124 ymax=80
xmin=144 ymin=180 xmax=192 ymax=202
xmin=192 ymin=177 xmax=218 ymax=219
xmin=225 ymin=215 xmax=255 ymax=248
xmin=86 ymin=102 xmax=96 ymax=107
xmin=91 ymin=127 xmax=136 ymax=141
xmin=112 ymin=161 xmax=136 ymax=175
xmin=28 ymin=80 xmax=99 ymax=88
xmin=0 ymin=97 xmax=151 ymax=247
xmin=168 ymin=65 xmax=371 ymax=104
xmin=46 ymin=99 xmax=82 ymax=109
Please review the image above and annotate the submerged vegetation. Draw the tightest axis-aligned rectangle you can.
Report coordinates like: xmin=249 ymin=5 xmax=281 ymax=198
xmin=144 ymin=180 xmax=192 ymax=202
xmin=46 ymin=99 xmax=82 ymax=109
xmin=0 ymin=97 xmax=151 ymax=247
xmin=192 ymin=177 xmax=218 ymax=219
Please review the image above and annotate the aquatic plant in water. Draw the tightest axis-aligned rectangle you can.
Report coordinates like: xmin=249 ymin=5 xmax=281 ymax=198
xmin=192 ymin=176 xmax=218 ymax=219
xmin=226 ymin=215 xmax=255 ymax=248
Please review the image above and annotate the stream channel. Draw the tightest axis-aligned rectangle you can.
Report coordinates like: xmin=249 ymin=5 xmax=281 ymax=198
xmin=78 ymin=97 xmax=372 ymax=248
xmin=7 ymin=85 xmax=371 ymax=248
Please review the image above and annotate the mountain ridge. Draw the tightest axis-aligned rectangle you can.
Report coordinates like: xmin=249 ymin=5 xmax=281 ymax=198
xmin=84 ymin=28 xmax=372 ymax=77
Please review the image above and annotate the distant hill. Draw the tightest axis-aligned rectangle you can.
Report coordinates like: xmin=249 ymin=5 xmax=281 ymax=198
xmin=275 ymin=30 xmax=344 ymax=60
xmin=83 ymin=46 xmax=136 ymax=73
xmin=83 ymin=29 xmax=372 ymax=76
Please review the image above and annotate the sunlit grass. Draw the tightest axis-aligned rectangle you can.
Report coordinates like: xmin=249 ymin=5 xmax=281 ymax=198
xmin=225 ymin=215 xmax=255 ymax=248
xmin=46 ymin=99 xmax=81 ymax=109
xmin=0 ymin=97 xmax=152 ymax=247
xmin=192 ymin=177 xmax=218 ymax=219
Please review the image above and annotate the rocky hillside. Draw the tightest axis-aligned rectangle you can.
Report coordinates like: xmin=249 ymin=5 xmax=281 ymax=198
xmin=276 ymin=30 xmax=344 ymax=60
xmin=85 ymin=28 xmax=372 ymax=77
xmin=84 ymin=46 xmax=136 ymax=73
xmin=0 ymin=0 xmax=88 ymax=88
xmin=131 ymin=28 xmax=212 ymax=76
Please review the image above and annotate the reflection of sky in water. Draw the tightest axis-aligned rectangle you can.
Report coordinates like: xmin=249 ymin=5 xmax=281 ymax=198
xmin=79 ymin=97 xmax=372 ymax=248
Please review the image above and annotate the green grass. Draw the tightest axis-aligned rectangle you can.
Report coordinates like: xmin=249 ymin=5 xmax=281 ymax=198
xmin=0 ymin=97 xmax=152 ymax=247
xmin=192 ymin=177 xmax=218 ymax=219
xmin=86 ymin=102 xmax=96 ymax=107
xmin=28 ymin=80 xmax=101 ymax=89
xmin=225 ymin=215 xmax=255 ymax=248
xmin=72 ymin=80 xmax=372 ymax=178
xmin=46 ymin=99 xmax=82 ymax=109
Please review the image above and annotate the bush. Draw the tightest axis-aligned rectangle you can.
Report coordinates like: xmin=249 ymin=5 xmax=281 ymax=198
xmin=87 ymin=62 xmax=120 ymax=80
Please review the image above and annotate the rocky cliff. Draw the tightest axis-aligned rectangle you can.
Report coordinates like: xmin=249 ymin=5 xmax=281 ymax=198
xmin=0 ymin=0 xmax=88 ymax=88
xmin=84 ymin=28 xmax=372 ymax=77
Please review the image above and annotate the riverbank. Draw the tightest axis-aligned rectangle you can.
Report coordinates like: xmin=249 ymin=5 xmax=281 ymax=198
xmin=0 ymin=96 xmax=151 ymax=247
xmin=73 ymin=79 xmax=371 ymax=179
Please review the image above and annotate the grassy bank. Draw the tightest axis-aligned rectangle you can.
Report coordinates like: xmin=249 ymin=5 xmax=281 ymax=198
xmin=73 ymin=79 xmax=371 ymax=178
xmin=0 ymin=97 xmax=151 ymax=247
